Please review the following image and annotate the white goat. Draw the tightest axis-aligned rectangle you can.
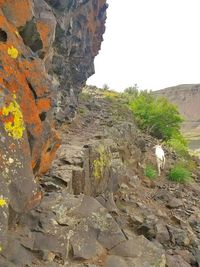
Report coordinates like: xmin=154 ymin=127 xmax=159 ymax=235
xmin=154 ymin=145 xmax=165 ymax=176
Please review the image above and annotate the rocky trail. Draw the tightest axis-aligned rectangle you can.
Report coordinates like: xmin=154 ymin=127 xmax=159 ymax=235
xmin=1 ymin=90 xmax=200 ymax=267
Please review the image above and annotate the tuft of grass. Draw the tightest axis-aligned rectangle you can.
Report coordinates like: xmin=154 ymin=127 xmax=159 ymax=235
xmin=168 ymin=164 xmax=191 ymax=183
xmin=144 ymin=165 xmax=157 ymax=180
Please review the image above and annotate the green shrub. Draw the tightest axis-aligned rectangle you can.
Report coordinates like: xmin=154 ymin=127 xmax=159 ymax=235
xmin=102 ymin=90 xmax=120 ymax=101
xmin=129 ymin=92 xmax=184 ymax=141
xmin=144 ymin=165 xmax=157 ymax=180
xmin=168 ymin=164 xmax=191 ymax=183
xmin=166 ymin=134 xmax=188 ymax=156
xmin=124 ymin=84 xmax=139 ymax=98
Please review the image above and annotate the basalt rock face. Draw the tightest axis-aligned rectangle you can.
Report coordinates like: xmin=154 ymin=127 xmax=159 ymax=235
xmin=0 ymin=0 xmax=107 ymax=255
xmin=41 ymin=0 xmax=108 ymax=122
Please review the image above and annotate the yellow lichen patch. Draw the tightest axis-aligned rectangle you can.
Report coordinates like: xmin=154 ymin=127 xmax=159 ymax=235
xmin=2 ymin=95 xmax=25 ymax=139
xmin=0 ymin=246 xmax=2 ymax=252
xmin=0 ymin=198 xmax=7 ymax=207
xmin=93 ymin=145 xmax=111 ymax=180
xmin=7 ymin=46 xmax=19 ymax=59
xmin=15 ymin=30 xmax=20 ymax=38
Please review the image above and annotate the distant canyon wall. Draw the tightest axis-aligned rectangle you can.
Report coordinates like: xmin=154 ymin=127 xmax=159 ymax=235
xmin=154 ymin=84 xmax=200 ymax=134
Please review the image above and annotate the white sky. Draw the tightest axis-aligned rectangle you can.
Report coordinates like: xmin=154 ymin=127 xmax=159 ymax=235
xmin=87 ymin=0 xmax=200 ymax=91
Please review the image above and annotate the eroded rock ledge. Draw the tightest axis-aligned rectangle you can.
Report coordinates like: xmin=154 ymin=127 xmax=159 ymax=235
xmin=0 ymin=0 xmax=107 ymax=254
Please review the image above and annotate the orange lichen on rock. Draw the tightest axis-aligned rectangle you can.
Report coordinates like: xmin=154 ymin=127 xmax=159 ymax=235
xmin=0 ymin=3 xmax=60 ymax=177
xmin=36 ymin=20 xmax=52 ymax=51
xmin=24 ymin=191 xmax=43 ymax=211
xmin=36 ymin=98 xmax=51 ymax=113
xmin=19 ymin=59 xmax=50 ymax=98
xmin=0 ymin=0 xmax=33 ymax=27
xmin=37 ymin=130 xmax=61 ymax=175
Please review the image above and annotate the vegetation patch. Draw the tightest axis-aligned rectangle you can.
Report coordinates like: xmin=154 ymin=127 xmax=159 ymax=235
xmin=102 ymin=90 xmax=120 ymax=101
xmin=144 ymin=164 xmax=157 ymax=180
xmin=166 ymin=135 xmax=188 ymax=157
xmin=128 ymin=92 xmax=183 ymax=141
xmin=80 ymin=92 xmax=90 ymax=101
xmin=124 ymin=89 xmax=189 ymax=157
xmin=168 ymin=164 xmax=191 ymax=183
xmin=93 ymin=145 xmax=111 ymax=180
xmin=78 ymin=107 xmax=87 ymax=114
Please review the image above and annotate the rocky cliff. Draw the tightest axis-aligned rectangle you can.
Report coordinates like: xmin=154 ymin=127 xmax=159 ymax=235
xmin=154 ymin=84 xmax=200 ymax=134
xmin=0 ymin=0 xmax=107 ymax=259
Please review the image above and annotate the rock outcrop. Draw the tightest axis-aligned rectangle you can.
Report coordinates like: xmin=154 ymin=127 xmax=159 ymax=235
xmin=0 ymin=0 xmax=107 ymax=256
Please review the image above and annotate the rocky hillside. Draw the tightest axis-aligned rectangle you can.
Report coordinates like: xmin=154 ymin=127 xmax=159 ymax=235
xmin=0 ymin=0 xmax=107 ymax=260
xmin=1 ymin=88 xmax=200 ymax=266
xmin=1 ymin=2 xmax=200 ymax=266
xmin=154 ymin=84 xmax=200 ymax=135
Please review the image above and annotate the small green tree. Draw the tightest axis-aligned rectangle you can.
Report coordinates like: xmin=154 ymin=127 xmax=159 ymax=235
xmin=124 ymin=84 xmax=139 ymax=97
xmin=129 ymin=92 xmax=184 ymax=141
xmin=102 ymin=83 xmax=110 ymax=90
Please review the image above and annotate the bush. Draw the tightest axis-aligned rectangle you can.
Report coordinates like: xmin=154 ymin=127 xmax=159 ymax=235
xmin=129 ymin=92 xmax=184 ymax=141
xmin=166 ymin=134 xmax=188 ymax=156
xmin=124 ymin=84 xmax=139 ymax=98
xmin=168 ymin=164 xmax=191 ymax=183
xmin=102 ymin=90 xmax=119 ymax=101
xmin=102 ymin=83 xmax=110 ymax=90
xmin=144 ymin=165 xmax=157 ymax=180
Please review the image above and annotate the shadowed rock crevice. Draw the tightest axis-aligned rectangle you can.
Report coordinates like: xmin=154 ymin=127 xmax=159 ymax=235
xmin=26 ymin=80 xmax=37 ymax=100
xmin=39 ymin=112 xmax=47 ymax=121
xmin=0 ymin=29 xmax=7 ymax=42
xmin=19 ymin=19 xmax=43 ymax=52
xmin=26 ymin=130 xmax=35 ymax=155
xmin=45 ymin=0 xmax=77 ymax=11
